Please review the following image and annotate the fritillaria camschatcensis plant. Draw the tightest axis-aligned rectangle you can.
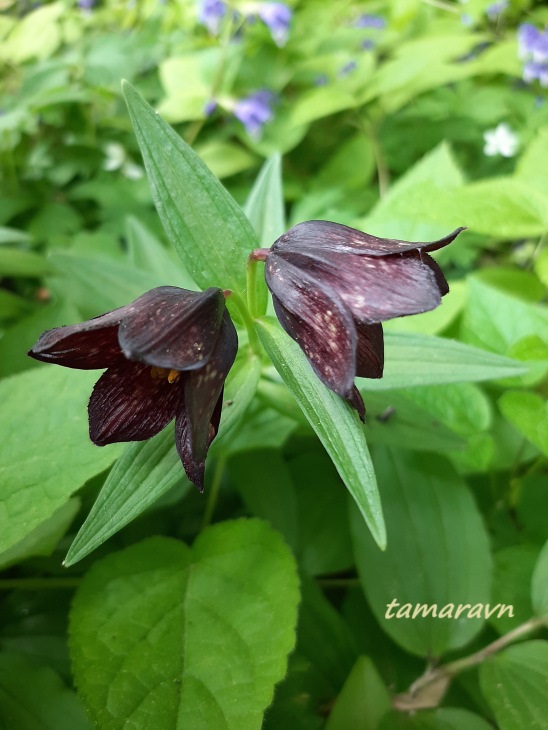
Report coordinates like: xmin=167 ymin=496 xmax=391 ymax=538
xmin=28 ymin=221 xmax=462 ymax=488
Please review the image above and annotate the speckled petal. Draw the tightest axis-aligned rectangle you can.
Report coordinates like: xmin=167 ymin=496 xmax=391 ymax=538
xmin=266 ymin=250 xmax=358 ymax=399
xmin=27 ymin=308 xmax=126 ymax=369
xmin=88 ymin=360 xmax=183 ymax=446
xmin=175 ymin=312 xmax=237 ymax=490
xmin=355 ymin=322 xmax=384 ymax=379
xmin=277 ymin=249 xmax=444 ymax=324
xmin=272 ymin=220 xmax=465 ymax=257
xmin=118 ymin=286 xmax=225 ymax=371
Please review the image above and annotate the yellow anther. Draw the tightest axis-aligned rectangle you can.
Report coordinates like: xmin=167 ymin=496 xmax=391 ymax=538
xmin=167 ymin=369 xmax=180 ymax=384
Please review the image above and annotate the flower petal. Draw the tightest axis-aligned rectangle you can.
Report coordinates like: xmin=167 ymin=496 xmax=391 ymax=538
xmin=355 ymin=322 xmax=384 ymax=379
xmin=272 ymin=220 xmax=465 ymax=257
xmin=27 ymin=309 xmax=125 ymax=369
xmin=118 ymin=286 xmax=225 ymax=371
xmin=88 ymin=360 xmax=183 ymax=446
xmin=276 ymin=249 xmax=444 ymax=324
xmin=175 ymin=312 xmax=237 ymax=490
xmin=266 ymin=252 xmax=358 ymax=398
xmin=348 ymin=385 xmax=366 ymax=422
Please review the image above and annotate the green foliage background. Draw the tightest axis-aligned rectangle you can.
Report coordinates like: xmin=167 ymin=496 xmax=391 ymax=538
xmin=0 ymin=0 xmax=547 ymax=728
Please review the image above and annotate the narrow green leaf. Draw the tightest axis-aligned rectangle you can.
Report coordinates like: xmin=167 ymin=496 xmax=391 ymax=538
xmin=0 ymin=247 xmax=50 ymax=277
xmin=480 ymin=641 xmax=548 ymax=730
xmin=211 ymin=348 xmax=262 ymax=451
xmin=325 ymin=656 xmax=391 ymax=730
xmin=64 ymin=426 xmax=189 ymax=567
xmin=532 ymin=539 xmax=548 ymax=618
xmin=359 ymin=331 xmax=527 ymax=390
xmin=70 ymin=521 xmax=299 ymax=730
xmin=0 ymin=367 xmax=121 ymax=554
xmin=122 ymin=81 xmax=258 ymax=295
xmin=256 ymin=317 xmax=386 ymax=550
xmin=350 ymin=447 xmax=492 ymax=657
xmin=0 ymin=652 xmax=91 ymax=730
xmin=125 ymin=215 xmax=196 ymax=288
xmin=49 ymin=252 xmax=163 ymax=317
xmin=244 ymin=154 xmax=286 ymax=246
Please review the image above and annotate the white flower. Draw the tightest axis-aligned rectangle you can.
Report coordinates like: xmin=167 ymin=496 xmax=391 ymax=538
xmin=103 ymin=142 xmax=144 ymax=179
xmin=483 ymin=123 xmax=519 ymax=158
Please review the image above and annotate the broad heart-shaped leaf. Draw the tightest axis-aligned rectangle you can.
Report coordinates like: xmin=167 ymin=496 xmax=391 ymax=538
xmin=532 ymin=539 xmax=548 ymax=618
xmin=69 ymin=521 xmax=300 ymax=730
xmin=256 ymin=317 xmax=386 ymax=550
xmin=479 ymin=641 xmax=548 ymax=730
xmin=358 ymin=332 xmax=527 ymax=391
xmin=350 ymin=447 xmax=492 ymax=657
xmin=0 ymin=652 xmax=91 ymax=730
xmin=0 ymin=367 xmax=121 ymax=554
xmin=64 ymin=426 xmax=189 ymax=567
xmin=122 ymin=81 xmax=258 ymax=296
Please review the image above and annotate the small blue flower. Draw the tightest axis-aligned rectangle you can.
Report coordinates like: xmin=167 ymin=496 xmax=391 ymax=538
xmin=518 ymin=24 xmax=548 ymax=63
xmin=233 ymin=90 xmax=274 ymax=138
xmin=361 ymin=38 xmax=375 ymax=51
xmin=485 ymin=1 xmax=507 ymax=20
xmin=355 ymin=14 xmax=385 ymax=29
xmin=523 ymin=61 xmax=548 ymax=87
xmin=339 ymin=60 xmax=357 ymax=77
xmin=204 ymin=100 xmax=218 ymax=116
xmin=314 ymin=74 xmax=329 ymax=87
xmin=198 ymin=0 xmax=226 ymax=35
xmin=78 ymin=0 xmax=96 ymax=9
xmin=257 ymin=2 xmax=292 ymax=46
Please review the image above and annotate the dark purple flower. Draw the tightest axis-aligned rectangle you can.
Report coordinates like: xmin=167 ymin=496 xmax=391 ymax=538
xmin=252 ymin=221 xmax=464 ymax=420
xmin=233 ymin=90 xmax=274 ymax=138
xmin=258 ymin=2 xmax=292 ymax=46
xmin=28 ymin=287 xmax=237 ymax=491
xmin=355 ymin=14 xmax=386 ymax=29
xmin=198 ymin=0 xmax=226 ymax=35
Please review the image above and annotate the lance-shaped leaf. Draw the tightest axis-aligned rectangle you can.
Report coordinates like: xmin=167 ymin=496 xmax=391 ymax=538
xmin=122 ymin=81 xmax=258 ymax=295
xmin=256 ymin=316 xmax=386 ymax=550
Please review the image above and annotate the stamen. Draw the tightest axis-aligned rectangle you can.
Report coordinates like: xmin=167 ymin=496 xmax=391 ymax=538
xmin=150 ymin=366 xmax=180 ymax=383
xmin=167 ymin=369 xmax=180 ymax=383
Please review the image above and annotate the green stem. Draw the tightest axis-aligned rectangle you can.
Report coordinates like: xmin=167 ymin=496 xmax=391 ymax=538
xmin=201 ymin=454 xmax=227 ymax=530
xmin=247 ymin=257 xmax=260 ymax=318
xmin=227 ymin=291 xmax=262 ymax=355
xmin=0 ymin=578 xmax=81 ymax=590
xmin=395 ymin=615 xmax=548 ymax=710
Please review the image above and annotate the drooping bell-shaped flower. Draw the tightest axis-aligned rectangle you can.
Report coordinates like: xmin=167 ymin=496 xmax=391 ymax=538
xmin=28 ymin=286 xmax=237 ymax=490
xmin=252 ymin=220 xmax=464 ymax=420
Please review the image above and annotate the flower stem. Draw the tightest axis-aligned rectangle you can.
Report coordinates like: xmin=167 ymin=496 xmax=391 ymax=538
xmin=394 ymin=615 xmax=548 ymax=711
xmin=201 ymin=454 xmax=226 ymax=530
xmin=227 ymin=289 xmax=262 ymax=355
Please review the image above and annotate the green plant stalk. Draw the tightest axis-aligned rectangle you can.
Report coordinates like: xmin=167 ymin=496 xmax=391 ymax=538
xmin=201 ymin=454 xmax=227 ymax=530
xmin=395 ymin=615 xmax=548 ymax=710
xmin=0 ymin=578 xmax=81 ymax=590
xmin=226 ymin=291 xmax=262 ymax=355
